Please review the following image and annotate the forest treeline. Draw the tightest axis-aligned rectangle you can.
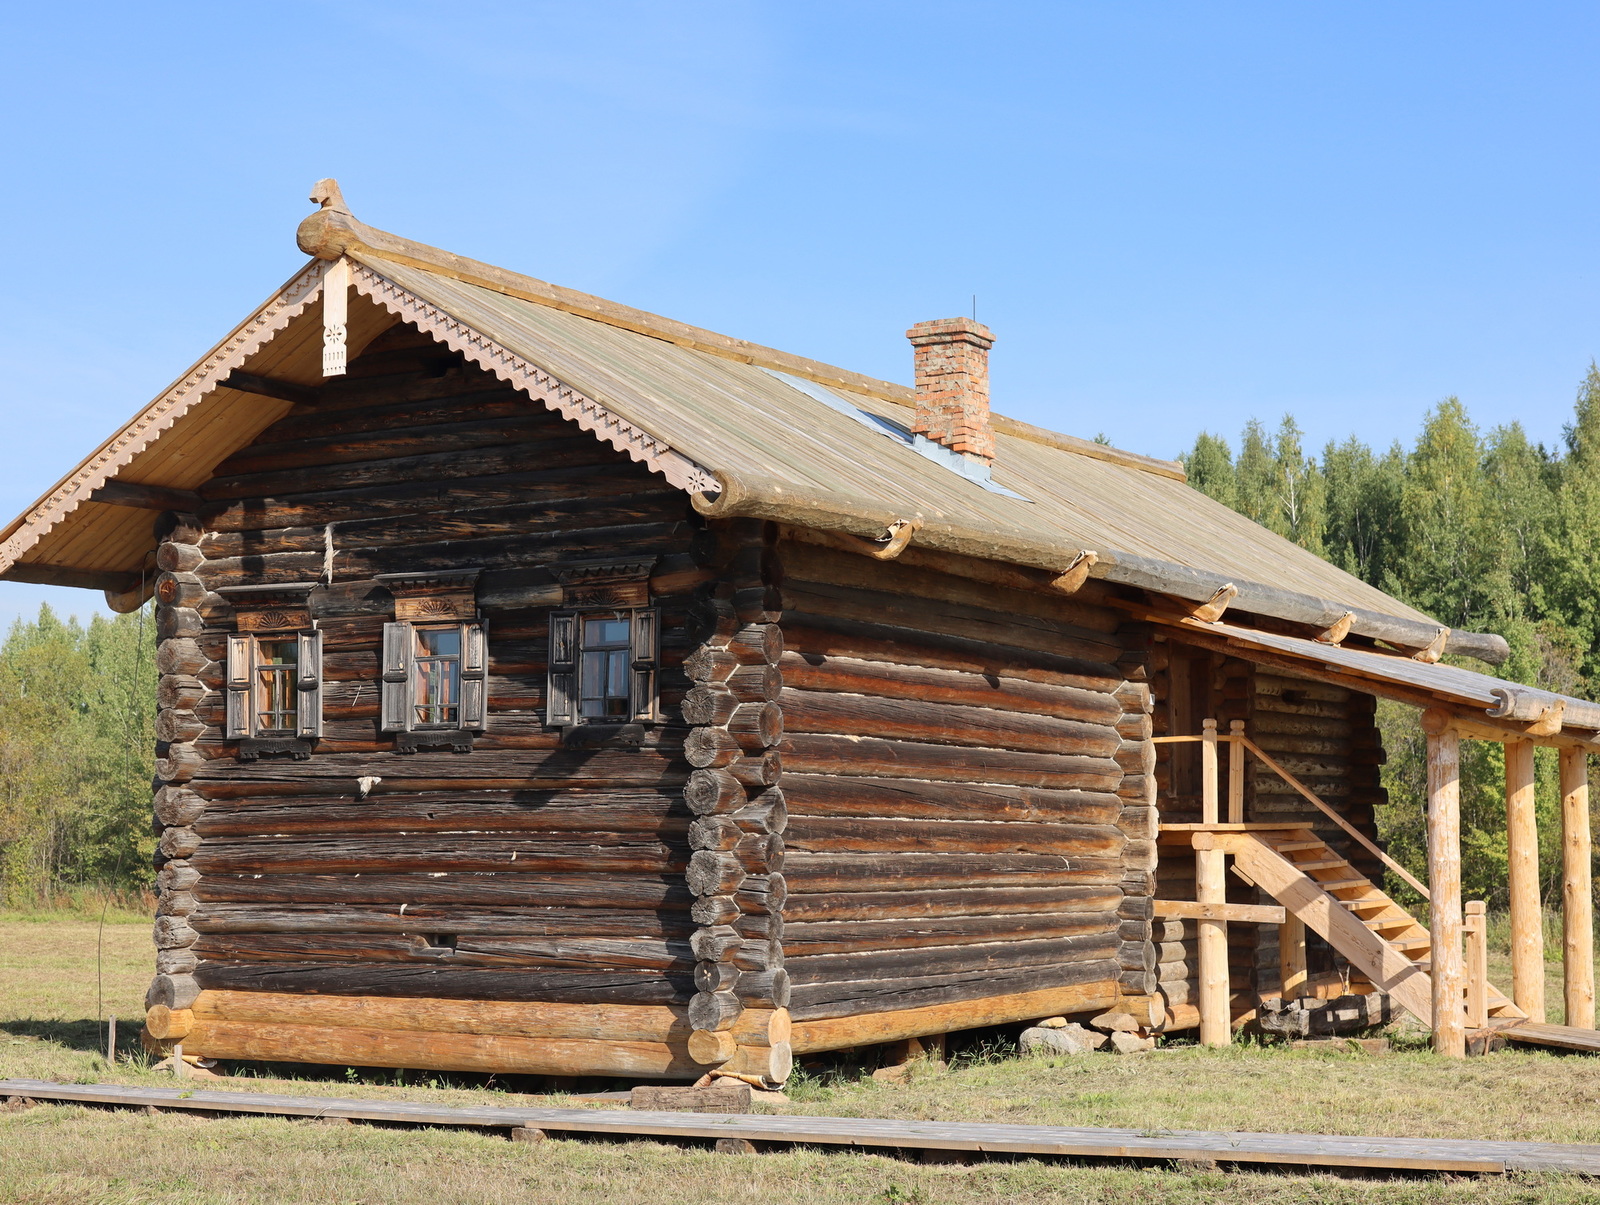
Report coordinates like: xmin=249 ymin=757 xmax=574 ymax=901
xmin=0 ymin=606 xmax=154 ymax=904
xmin=1179 ymin=366 xmax=1600 ymax=905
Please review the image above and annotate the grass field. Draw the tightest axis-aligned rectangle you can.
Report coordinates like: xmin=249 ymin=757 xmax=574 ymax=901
xmin=6 ymin=915 xmax=1600 ymax=1203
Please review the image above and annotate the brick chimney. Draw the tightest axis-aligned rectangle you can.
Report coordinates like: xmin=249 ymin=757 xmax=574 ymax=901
xmin=907 ymin=318 xmax=996 ymax=463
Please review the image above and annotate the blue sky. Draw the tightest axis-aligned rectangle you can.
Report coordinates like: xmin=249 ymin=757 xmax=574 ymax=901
xmin=3 ymin=2 xmax=1598 ymax=627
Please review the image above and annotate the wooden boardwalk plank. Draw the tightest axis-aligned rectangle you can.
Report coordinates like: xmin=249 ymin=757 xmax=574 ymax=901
xmin=1501 ymin=1021 xmax=1600 ymax=1054
xmin=9 ymin=1078 xmax=1600 ymax=1174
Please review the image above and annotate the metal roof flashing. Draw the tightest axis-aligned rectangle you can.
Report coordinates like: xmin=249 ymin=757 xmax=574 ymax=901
xmin=760 ymin=368 xmax=1030 ymax=502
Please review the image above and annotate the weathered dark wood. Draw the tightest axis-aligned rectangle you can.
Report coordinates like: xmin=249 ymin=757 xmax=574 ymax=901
xmin=780 ymin=733 xmax=1120 ymax=790
xmin=780 ymin=688 xmax=1118 ymax=756
xmin=188 ymin=907 xmax=694 ymax=938
xmin=192 ymin=963 xmax=694 ymax=1003
xmin=782 ymin=852 xmax=1123 ymax=893
xmin=192 ymin=933 xmax=692 ymax=970
xmin=780 ymin=775 xmax=1121 ymax=825
xmin=194 ymin=874 xmax=692 ymax=910
xmin=89 ymin=481 xmax=206 ymax=511
xmin=787 ymin=958 xmax=1120 ymax=1020
xmin=194 ymin=791 xmax=690 ymax=837
xmin=191 ymin=836 xmax=687 ymax=876
xmin=782 ymin=911 xmax=1116 ymax=956
xmin=219 ymin=370 xmax=322 ymax=405
xmin=783 ymin=885 xmax=1119 ymax=923
xmin=782 ymin=817 xmax=1123 ymax=856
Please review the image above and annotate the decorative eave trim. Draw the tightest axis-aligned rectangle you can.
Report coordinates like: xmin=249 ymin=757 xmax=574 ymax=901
xmin=351 ymin=262 xmax=718 ymax=496
xmin=0 ymin=260 xmax=330 ymax=575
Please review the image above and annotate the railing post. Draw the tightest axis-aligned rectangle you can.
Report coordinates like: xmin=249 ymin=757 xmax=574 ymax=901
xmin=1201 ymin=719 xmax=1219 ymax=825
xmin=1561 ymin=747 xmax=1595 ymax=1029
xmin=1423 ymin=711 xmax=1466 ymax=1057
xmin=1464 ymin=900 xmax=1488 ymax=1031
xmin=1227 ymin=720 xmax=1246 ymax=824
xmin=1505 ymin=739 xmax=1545 ymax=1021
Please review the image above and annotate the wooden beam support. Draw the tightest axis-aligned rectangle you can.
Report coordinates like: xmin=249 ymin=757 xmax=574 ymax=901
xmin=1049 ymin=550 xmax=1098 ymax=595
xmin=1 ymin=562 xmax=141 ymax=593
xmin=1427 ymin=724 xmax=1466 ymax=1057
xmin=88 ymin=481 xmax=204 ymax=512
xmin=1561 ymin=747 xmax=1595 ymax=1030
xmin=218 ymin=370 xmax=321 ymax=406
xmin=1280 ymin=914 xmax=1308 ymax=1002
xmin=1190 ymin=583 xmax=1237 ymax=623
xmin=1464 ymin=901 xmax=1488 ymax=1031
xmin=1315 ymin=611 xmax=1355 ymax=645
xmin=1505 ymin=739 xmax=1545 ymax=1022
xmin=1196 ymin=843 xmax=1230 ymax=1048
xmin=1200 ymin=719 xmax=1219 ymax=825
xmin=1153 ymin=900 xmax=1286 ymax=924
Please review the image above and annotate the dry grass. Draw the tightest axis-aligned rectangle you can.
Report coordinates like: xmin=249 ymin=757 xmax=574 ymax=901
xmin=6 ymin=916 xmax=1600 ymax=1203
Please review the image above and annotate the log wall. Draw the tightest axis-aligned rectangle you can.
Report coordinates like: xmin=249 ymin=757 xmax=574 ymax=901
xmin=149 ymin=325 xmax=709 ymax=1038
xmin=772 ymin=538 xmax=1140 ymax=1031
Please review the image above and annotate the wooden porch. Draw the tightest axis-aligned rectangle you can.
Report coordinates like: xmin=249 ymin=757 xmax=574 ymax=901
xmin=1154 ymin=720 xmax=1600 ymax=1057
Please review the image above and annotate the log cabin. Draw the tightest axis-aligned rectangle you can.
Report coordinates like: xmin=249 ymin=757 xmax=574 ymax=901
xmin=3 ymin=180 xmax=1599 ymax=1083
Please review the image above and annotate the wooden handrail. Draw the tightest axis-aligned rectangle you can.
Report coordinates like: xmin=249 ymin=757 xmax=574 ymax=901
xmin=1238 ymin=736 xmax=1431 ymax=901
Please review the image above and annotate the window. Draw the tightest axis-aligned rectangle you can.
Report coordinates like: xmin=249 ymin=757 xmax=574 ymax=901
xmin=548 ymin=609 xmax=657 ymax=726
xmin=380 ymin=620 xmax=487 ymax=745
xmin=225 ymin=631 xmax=323 ymax=744
xmin=412 ymin=626 xmax=462 ymax=727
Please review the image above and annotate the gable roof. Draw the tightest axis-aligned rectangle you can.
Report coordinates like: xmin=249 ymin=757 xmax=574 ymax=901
xmin=0 ymin=184 xmax=1506 ymax=667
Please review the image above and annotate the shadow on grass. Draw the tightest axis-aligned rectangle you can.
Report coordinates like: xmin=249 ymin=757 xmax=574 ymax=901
xmin=2 ymin=1017 xmax=139 ymax=1060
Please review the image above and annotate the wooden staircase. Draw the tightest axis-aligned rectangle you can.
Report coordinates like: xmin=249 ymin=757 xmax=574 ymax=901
xmin=1218 ymin=827 xmax=1528 ymax=1028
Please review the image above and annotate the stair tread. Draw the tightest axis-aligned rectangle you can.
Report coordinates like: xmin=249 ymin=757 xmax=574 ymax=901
xmin=1293 ymin=858 xmax=1351 ymax=870
xmin=1316 ymin=878 xmax=1372 ymax=890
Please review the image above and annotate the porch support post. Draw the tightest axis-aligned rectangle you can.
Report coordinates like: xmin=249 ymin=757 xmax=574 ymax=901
xmin=1561 ymin=746 xmax=1594 ymax=1029
xmin=1196 ymin=718 xmax=1229 ymax=1047
xmin=1425 ymin=716 xmax=1466 ymax=1058
xmin=1505 ymin=739 xmax=1545 ymax=1021
xmin=1227 ymin=719 xmax=1246 ymax=824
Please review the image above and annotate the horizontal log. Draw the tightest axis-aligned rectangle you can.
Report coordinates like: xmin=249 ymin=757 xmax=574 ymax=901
xmin=782 ymin=613 xmax=1121 ymax=693
xmin=780 ymin=775 xmax=1120 ymax=826
xmin=782 ymin=911 xmax=1116 ymax=956
xmin=783 ymin=852 xmax=1123 ymax=893
xmin=780 ymin=580 xmax=1122 ymax=663
xmin=780 ymin=734 xmax=1120 ymax=791
xmin=776 ymin=538 xmax=1122 ymax=634
xmin=192 ymin=932 xmax=691 ymax=971
xmin=779 ymin=688 xmax=1118 ymax=756
xmin=191 ymin=836 xmax=686 ymax=876
xmin=193 ymin=874 xmax=691 ymax=910
xmin=788 ymin=960 xmax=1119 ymax=1022
xmin=188 ymin=906 xmax=693 ymax=938
xmin=782 ymin=885 xmax=1119 ymax=923
xmin=192 ymin=963 xmax=693 ymax=1004
xmin=190 ymin=989 xmax=691 ymax=1041
xmin=775 ymin=652 xmax=1119 ymax=725
xmin=782 ymin=817 xmax=1123 ymax=857
xmin=192 ymin=747 xmax=692 ymax=789
xmin=790 ymin=977 xmax=1118 ymax=1052
xmin=184 ymin=1018 xmax=699 ymax=1079
xmin=194 ymin=791 xmax=690 ymax=838
xmin=786 ymin=932 xmax=1118 ymax=984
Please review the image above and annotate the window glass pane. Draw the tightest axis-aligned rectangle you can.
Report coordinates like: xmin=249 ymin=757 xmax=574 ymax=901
xmin=255 ymin=639 xmax=299 ymax=732
xmin=583 ymin=617 xmax=630 ymax=647
xmin=607 ymin=650 xmax=630 ymax=701
xmin=413 ymin=626 xmax=461 ymax=726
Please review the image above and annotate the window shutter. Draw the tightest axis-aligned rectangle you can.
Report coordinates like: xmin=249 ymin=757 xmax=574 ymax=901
xmin=225 ymin=635 xmax=253 ymax=739
xmin=297 ymin=630 xmax=323 ymax=738
xmin=380 ymin=620 xmax=413 ymax=732
xmin=631 ymin=608 xmax=658 ymax=722
xmin=547 ymin=612 xmax=577 ymax=726
xmin=459 ymin=622 xmax=487 ymax=731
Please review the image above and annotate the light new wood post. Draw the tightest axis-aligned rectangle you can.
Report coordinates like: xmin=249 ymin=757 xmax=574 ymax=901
xmin=1279 ymin=916 xmax=1308 ymax=1002
xmin=1464 ymin=900 xmax=1488 ymax=1031
xmin=1227 ymin=720 xmax=1246 ymax=825
xmin=1426 ymin=723 xmax=1466 ymax=1057
xmin=1561 ymin=746 xmax=1595 ymax=1029
xmin=1197 ymin=719 xmax=1229 ymax=1047
xmin=1201 ymin=718 xmax=1219 ymax=825
xmin=1196 ymin=842 xmax=1230 ymax=1046
xmin=1505 ymin=739 xmax=1545 ymax=1021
